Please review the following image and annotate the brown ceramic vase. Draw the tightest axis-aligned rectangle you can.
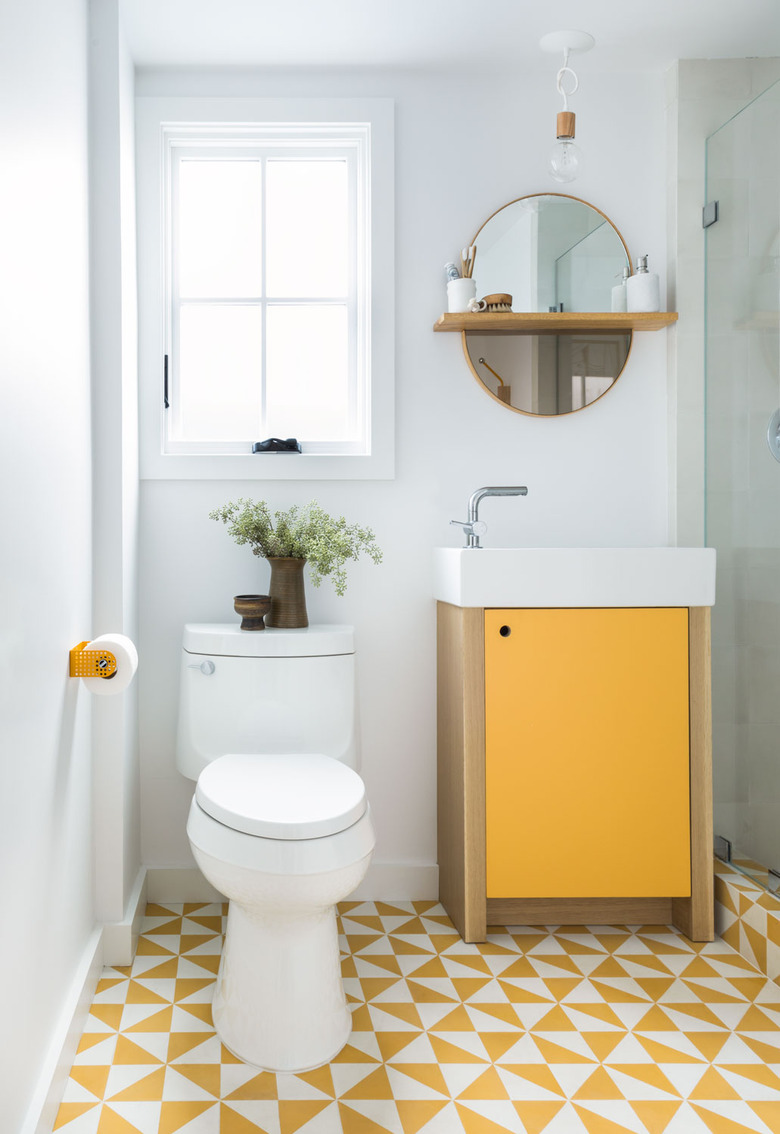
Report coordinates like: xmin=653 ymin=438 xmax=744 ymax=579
xmin=265 ymin=557 xmax=308 ymax=628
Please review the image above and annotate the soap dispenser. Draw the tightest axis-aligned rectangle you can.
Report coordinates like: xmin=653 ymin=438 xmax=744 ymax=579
xmin=626 ymin=255 xmax=660 ymax=313
xmin=611 ymin=267 xmax=629 ymax=313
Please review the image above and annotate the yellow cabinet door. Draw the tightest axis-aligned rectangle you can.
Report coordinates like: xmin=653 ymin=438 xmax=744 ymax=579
xmin=485 ymin=608 xmax=691 ymax=898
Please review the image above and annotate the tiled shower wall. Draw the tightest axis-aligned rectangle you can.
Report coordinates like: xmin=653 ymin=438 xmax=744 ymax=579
xmin=715 ymin=857 xmax=780 ymax=986
xmin=667 ymin=57 xmax=780 ymax=547
xmin=666 ymin=59 xmax=780 ymax=873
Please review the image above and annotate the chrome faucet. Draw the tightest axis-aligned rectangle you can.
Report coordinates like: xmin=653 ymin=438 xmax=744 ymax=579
xmin=450 ymin=485 xmax=529 ymax=549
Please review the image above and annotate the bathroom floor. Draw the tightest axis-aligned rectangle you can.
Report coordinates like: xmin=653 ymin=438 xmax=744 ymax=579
xmin=54 ymin=901 xmax=780 ymax=1134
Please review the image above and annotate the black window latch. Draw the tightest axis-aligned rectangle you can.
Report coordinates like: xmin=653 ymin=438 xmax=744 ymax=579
xmin=252 ymin=437 xmax=302 ymax=453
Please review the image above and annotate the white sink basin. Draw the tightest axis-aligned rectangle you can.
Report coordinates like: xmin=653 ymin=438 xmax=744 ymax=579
xmin=434 ymin=547 xmax=716 ymax=608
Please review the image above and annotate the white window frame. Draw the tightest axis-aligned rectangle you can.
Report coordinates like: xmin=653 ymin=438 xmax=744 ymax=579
xmin=136 ymin=97 xmax=394 ymax=479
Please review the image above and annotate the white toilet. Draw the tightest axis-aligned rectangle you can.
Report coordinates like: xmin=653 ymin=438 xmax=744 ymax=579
xmin=175 ymin=623 xmax=375 ymax=1072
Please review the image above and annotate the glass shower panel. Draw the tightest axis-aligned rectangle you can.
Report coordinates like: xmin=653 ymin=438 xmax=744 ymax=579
xmin=706 ymin=80 xmax=780 ymax=890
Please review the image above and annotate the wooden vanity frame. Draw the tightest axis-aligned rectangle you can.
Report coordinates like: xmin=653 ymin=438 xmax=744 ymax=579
xmin=436 ymin=602 xmax=713 ymax=943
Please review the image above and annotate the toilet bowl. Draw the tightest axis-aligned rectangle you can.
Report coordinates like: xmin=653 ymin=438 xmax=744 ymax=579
xmin=175 ymin=625 xmax=374 ymax=1071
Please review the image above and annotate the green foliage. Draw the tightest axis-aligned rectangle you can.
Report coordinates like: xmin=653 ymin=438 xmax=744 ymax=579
xmin=209 ymin=499 xmax=382 ymax=597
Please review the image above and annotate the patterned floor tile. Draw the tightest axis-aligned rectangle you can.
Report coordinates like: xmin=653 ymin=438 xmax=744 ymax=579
xmin=53 ymin=901 xmax=780 ymax=1133
xmin=715 ymin=858 xmax=780 ymax=988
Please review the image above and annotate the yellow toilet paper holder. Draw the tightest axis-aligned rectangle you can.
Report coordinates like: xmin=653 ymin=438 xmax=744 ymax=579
xmin=69 ymin=642 xmax=118 ymax=679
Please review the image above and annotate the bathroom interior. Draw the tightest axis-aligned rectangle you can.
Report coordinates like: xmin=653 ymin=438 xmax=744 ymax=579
xmin=3 ymin=0 xmax=780 ymax=1131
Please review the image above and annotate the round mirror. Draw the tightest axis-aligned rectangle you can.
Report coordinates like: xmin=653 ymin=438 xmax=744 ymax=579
xmin=464 ymin=193 xmax=632 ymax=416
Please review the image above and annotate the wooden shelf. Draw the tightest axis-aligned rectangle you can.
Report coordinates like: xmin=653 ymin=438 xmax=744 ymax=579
xmin=433 ymin=311 xmax=678 ymax=334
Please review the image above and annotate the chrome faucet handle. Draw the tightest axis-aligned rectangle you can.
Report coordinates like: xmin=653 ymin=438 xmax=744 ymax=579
xmin=450 ymin=518 xmax=488 ymax=548
xmin=450 ymin=519 xmax=487 ymax=535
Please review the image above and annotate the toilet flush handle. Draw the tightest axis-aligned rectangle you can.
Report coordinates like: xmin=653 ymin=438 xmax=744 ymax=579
xmin=188 ymin=659 xmax=216 ymax=675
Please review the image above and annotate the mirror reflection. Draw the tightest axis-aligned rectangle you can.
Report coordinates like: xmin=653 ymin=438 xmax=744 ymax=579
xmin=465 ymin=331 xmax=632 ymax=415
xmin=475 ymin=194 xmax=629 ymax=313
xmin=465 ymin=193 xmax=632 ymax=415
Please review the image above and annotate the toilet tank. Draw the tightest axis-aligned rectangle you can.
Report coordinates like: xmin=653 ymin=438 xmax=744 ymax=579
xmin=176 ymin=624 xmax=359 ymax=781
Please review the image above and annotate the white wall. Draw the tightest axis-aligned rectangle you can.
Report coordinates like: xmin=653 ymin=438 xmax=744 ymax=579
xmin=90 ymin=0 xmax=142 ymax=928
xmin=136 ymin=65 xmax=669 ymax=888
xmin=0 ymin=0 xmax=95 ymax=1128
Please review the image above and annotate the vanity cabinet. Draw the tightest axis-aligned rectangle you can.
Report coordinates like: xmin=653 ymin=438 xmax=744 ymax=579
xmin=437 ymin=601 xmax=713 ymax=943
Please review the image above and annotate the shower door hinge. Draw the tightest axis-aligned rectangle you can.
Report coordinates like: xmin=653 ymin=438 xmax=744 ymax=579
xmin=702 ymin=201 xmax=719 ymax=228
xmin=163 ymin=354 xmax=170 ymax=409
xmin=714 ymin=834 xmax=732 ymax=862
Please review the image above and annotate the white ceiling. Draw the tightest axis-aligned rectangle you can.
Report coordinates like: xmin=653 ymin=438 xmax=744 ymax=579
xmin=122 ymin=0 xmax=780 ymax=71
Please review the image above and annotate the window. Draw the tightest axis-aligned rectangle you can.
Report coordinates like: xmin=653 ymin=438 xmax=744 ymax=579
xmin=136 ymin=99 xmax=394 ymax=479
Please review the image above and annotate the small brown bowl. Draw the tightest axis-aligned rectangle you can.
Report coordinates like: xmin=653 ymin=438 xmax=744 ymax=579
xmin=234 ymin=594 xmax=272 ymax=631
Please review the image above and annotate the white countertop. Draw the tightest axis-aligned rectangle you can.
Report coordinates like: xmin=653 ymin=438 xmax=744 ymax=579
xmin=433 ymin=547 xmax=717 ymax=608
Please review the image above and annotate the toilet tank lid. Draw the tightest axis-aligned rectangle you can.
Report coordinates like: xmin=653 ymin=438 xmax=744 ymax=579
xmin=183 ymin=623 xmax=354 ymax=658
xmin=196 ymin=753 xmax=367 ymax=839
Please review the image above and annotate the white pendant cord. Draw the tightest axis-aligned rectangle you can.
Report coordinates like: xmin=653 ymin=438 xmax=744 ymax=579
xmin=556 ymin=49 xmax=579 ymax=112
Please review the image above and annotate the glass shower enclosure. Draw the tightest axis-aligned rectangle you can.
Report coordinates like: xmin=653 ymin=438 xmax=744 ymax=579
xmin=706 ymin=80 xmax=780 ymax=890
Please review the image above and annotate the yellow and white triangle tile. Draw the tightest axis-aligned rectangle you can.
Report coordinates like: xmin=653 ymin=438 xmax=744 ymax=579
xmin=54 ymin=900 xmax=780 ymax=1134
xmin=71 ymin=1035 xmax=118 ymax=1067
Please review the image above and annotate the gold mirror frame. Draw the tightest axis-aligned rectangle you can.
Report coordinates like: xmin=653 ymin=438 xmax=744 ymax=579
xmin=463 ymin=192 xmax=633 ymax=417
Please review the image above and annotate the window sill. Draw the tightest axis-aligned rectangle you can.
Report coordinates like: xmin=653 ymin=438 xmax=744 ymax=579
xmin=140 ymin=450 xmax=394 ymax=481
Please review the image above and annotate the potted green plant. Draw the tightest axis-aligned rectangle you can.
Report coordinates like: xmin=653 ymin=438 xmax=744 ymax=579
xmin=209 ymin=499 xmax=382 ymax=628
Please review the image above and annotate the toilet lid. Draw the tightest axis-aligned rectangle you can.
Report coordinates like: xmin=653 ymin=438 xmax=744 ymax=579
xmin=195 ymin=753 xmax=367 ymax=840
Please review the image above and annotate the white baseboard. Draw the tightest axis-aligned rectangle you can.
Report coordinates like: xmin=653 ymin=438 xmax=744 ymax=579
xmin=147 ymin=866 xmax=225 ymax=904
xmin=147 ymin=861 xmax=439 ymax=905
xmin=102 ymin=866 xmax=149 ymax=967
xmin=22 ymin=929 xmax=103 ymax=1134
xmin=351 ymin=861 xmax=439 ymax=901
xmin=24 ymin=869 xmax=151 ymax=1132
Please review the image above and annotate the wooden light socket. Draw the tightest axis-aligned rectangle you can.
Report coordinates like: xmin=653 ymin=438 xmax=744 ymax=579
xmin=557 ymin=111 xmax=575 ymax=139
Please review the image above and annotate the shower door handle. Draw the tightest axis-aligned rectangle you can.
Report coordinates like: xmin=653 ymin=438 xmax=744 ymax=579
xmin=767 ymin=410 xmax=780 ymax=463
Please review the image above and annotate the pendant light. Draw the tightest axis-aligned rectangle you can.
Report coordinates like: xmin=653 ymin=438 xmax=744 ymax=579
xmin=540 ymin=30 xmax=594 ymax=184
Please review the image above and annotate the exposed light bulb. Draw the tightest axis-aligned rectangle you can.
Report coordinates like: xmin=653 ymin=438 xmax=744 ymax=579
xmin=548 ymin=138 xmax=582 ymax=183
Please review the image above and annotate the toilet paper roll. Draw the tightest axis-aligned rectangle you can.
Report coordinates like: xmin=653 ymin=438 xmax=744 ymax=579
xmin=81 ymin=633 xmax=138 ymax=696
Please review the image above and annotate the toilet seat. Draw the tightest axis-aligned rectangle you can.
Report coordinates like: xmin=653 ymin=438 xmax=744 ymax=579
xmin=188 ymin=796 xmax=375 ymax=878
xmin=196 ymin=753 xmax=367 ymax=840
